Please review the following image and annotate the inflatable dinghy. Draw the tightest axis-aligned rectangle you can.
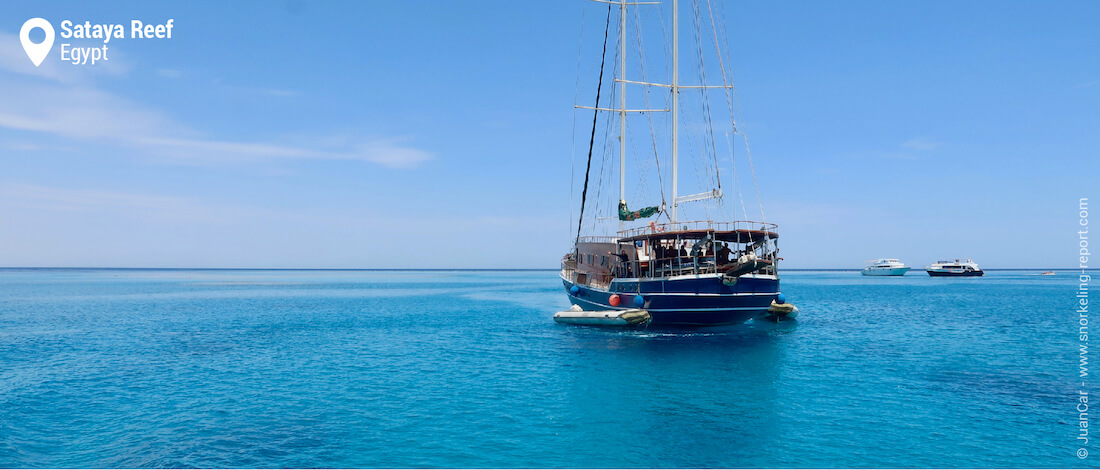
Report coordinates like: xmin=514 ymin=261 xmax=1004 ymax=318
xmin=762 ymin=296 xmax=799 ymax=322
xmin=554 ymin=305 xmax=651 ymax=326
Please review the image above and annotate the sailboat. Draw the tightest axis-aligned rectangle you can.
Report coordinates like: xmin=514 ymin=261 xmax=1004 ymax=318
xmin=560 ymin=0 xmax=784 ymax=326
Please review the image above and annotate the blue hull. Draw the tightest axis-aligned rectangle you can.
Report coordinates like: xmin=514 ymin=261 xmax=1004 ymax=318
xmin=562 ymin=274 xmax=779 ymax=326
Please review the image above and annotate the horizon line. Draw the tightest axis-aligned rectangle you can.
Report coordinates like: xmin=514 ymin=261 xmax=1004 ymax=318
xmin=0 ymin=267 xmax=1092 ymax=272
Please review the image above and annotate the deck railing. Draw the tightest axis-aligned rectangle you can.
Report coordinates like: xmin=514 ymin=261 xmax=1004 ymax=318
xmin=608 ymin=253 xmax=778 ymax=279
xmin=617 ymin=220 xmax=778 ymax=239
xmin=567 ymin=220 xmax=780 ymax=287
xmin=574 ymin=235 xmax=619 ymax=244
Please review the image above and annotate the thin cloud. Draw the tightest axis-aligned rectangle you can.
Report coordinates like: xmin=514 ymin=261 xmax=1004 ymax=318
xmin=0 ymin=183 xmax=197 ymax=214
xmin=0 ymin=82 xmax=182 ymax=139
xmin=2 ymin=141 xmax=41 ymax=151
xmin=901 ymin=138 xmax=941 ymax=151
xmin=348 ymin=139 xmax=432 ymax=169
xmin=135 ymin=136 xmax=432 ymax=169
xmin=0 ymin=182 xmax=282 ymax=227
xmin=0 ymin=31 xmax=430 ymax=169
xmin=155 ymin=68 xmax=297 ymax=97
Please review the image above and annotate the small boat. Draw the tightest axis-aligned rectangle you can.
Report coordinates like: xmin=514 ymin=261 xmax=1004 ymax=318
xmin=1040 ymin=271 xmax=1056 ymax=276
xmin=760 ymin=294 xmax=798 ymax=322
xmin=861 ymin=258 xmax=911 ymax=276
xmin=925 ymin=259 xmax=984 ymax=277
xmin=554 ymin=305 xmax=651 ymax=327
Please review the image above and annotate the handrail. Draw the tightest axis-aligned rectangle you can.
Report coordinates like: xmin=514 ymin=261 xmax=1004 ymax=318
xmin=575 ymin=236 xmax=619 ymax=244
xmin=617 ymin=220 xmax=778 ymax=239
xmin=606 ymin=250 xmax=779 ymax=280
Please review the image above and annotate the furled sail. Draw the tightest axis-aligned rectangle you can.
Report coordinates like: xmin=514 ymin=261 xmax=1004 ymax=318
xmin=618 ymin=200 xmax=660 ymax=221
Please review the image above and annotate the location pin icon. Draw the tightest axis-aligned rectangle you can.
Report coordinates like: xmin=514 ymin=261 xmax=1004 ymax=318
xmin=20 ymin=18 xmax=55 ymax=67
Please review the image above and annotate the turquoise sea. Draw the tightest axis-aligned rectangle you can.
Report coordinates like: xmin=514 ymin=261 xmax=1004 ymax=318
xmin=0 ymin=268 xmax=1089 ymax=468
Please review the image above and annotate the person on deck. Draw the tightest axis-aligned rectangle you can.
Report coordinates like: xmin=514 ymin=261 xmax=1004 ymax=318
xmin=654 ymin=242 xmax=671 ymax=272
xmin=717 ymin=243 xmax=732 ymax=266
xmin=609 ymin=249 xmax=632 ymax=277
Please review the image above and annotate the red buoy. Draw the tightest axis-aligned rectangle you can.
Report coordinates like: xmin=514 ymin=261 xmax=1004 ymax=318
xmin=609 ymin=294 xmax=621 ymax=306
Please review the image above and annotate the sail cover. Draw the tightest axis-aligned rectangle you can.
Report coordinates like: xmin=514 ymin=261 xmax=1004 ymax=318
xmin=619 ymin=200 xmax=660 ymax=221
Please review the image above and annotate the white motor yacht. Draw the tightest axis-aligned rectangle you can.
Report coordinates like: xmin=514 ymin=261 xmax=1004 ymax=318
xmin=862 ymin=259 xmax=911 ymax=276
xmin=925 ymin=259 xmax=984 ymax=277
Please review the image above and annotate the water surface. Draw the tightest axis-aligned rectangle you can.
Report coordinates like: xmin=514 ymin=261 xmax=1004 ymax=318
xmin=0 ymin=269 xmax=1085 ymax=467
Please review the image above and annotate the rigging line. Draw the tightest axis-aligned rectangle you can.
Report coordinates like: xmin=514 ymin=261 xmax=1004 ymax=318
xmin=626 ymin=120 xmax=655 ymax=204
xmin=656 ymin=1 xmax=670 ymax=82
xmin=595 ymin=15 xmax=625 ymax=234
xmin=576 ymin=3 xmax=613 ymax=242
xmin=705 ymin=0 xmax=736 ymax=129
xmin=588 ymin=131 xmax=609 ymax=233
xmin=593 ymin=5 xmax=626 ymax=234
xmin=709 ymin=0 xmax=738 ymax=220
xmin=570 ymin=3 xmax=587 ymax=241
xmin=590 ymin=79 xmax=615 ymax=233
xmin=682 ymin=10 xmax=716 ymax=211
xmin=677 ymin=24 xmax=700 ymax=200
xmin=689 ymin=5 xmax=716 ymax=201
xmin=685 ymin=101 xmax=714 ymax=221
xmin=591 ymin=124 xmax=613 ymax=232
xmin=627 ymin=127 xmax=647 ymax=202
xmin=680 ymin=95 xmax=711 ymax=219
xmin=740 ymin=117 xmax=766 ymax=223
xmin=727 ymin=132 xmax=749 ymax=222
xmin=590 ymin=41 xmax=620 ymax=236
xmin=727 ymin=75 xmax=766 ymax=223
xmin=704 ymin=0 xmax=740 ymax=210
xmin=691 ymin=0 xmax=721 ymax=193
xmin=632 ymin=3 xmax=667 ymax=208
xmin=651 ymin=2 xmax=673 ymax=224
xmin=710 ymin=0 xmax=766 ymax=224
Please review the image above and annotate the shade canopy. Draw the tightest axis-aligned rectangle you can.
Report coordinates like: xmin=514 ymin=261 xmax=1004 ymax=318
xmin=619 ymin=228 xmax=778 ymax=244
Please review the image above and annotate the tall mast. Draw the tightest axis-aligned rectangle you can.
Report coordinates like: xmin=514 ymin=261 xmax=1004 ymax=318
xmin=618 ymin=0 xmax=627 ymax=232
xmin=577 ymin=0 xmax=670 ymax=234
xmin=670 ymin=0 xmax=679 ymax=224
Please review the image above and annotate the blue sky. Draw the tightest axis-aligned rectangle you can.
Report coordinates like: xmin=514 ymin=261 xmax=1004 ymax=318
xmin=0 ymin=1 xmax=1096 ymax=269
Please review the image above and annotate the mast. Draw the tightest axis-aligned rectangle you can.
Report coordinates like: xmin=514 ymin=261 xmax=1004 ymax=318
xmin=576 ymin=0 xmax=667 ymax=235
xmin=670 ymin=0 xmax=679 ymax=224
xmin=619 ymin=0 xmax=627 ymax=232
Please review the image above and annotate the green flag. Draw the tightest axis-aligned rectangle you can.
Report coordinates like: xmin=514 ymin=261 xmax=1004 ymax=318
xmin=618 ymin=200 xmax=660 ymax=221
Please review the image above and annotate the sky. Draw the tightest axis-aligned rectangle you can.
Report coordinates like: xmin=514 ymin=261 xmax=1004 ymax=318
xmin=0 ymin=1 xmax=1097 ymax=269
